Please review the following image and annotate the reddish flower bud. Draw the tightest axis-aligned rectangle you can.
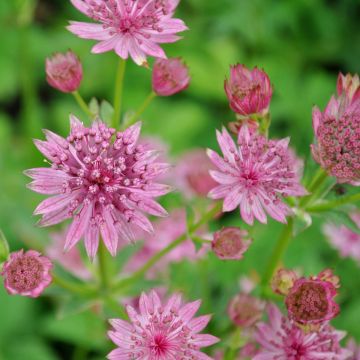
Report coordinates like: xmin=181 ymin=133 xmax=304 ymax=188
xmin=337 ymin=72 xmax=360 ymax=105
xmin=224 ymin=64 xmax=272 ymax=116
xmin=271 ymin=268 xmax=299 ymax=296
xmin=152 ymin=58 xmax=190 ymax=96
xmin=228 ymin=293 xmax=264 ymax=328
xmin=46 ymin=50 xmax=83 ymax=93
xmin=212 ymin=227 xmax=252 ymax=260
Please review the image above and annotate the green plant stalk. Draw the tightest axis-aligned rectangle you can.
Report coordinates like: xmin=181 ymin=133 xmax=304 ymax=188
xmin=112 ymin=58 xmax=127 ymax=129
xmin=113 ymin=202 xmax=222 ymax=291
xmin=306 ymin=192 xmax=360 ymax=213
xmin=98 ymin=241 xmax=110 ymax=291
xmin=52 ymin=273 xmax=95 ymax=296
xmin=72 ymin=91 xmax=92 ymax=118
xmin=300 ymin=167 xmax=328 ymax=208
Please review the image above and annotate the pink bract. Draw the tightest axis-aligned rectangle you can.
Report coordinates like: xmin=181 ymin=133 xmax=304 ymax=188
xmin=271 ymin=268 xmax=298 ymax=296
xmin=207 ymin=126 xmax=306 ymax=225
xmin=67 ymin=0 xmax=188 ymax=66
xmin=346 ymin=338 xmax=360 ymax=360
xmin=1 ymin=249 xmax=53 ymax=298
xmin=25 ymin=117 xmax=171 ymax=259
xmin=45 ymin=50 xmax=83 ymax=93
xmin=224 ymin=64 xmax=272 ymax=116
xmin=337 ymin=72 xmax=360 ymax=105
xmin=254 ymin=304 xmax=352 ymax=360
xmin=152 ymin=57 xmax=190 ymax=96
xmin=107 ymin=290 xmax=219 ymax=359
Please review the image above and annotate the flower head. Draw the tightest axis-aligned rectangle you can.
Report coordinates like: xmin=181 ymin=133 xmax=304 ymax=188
xmin=1 ymin=250 xmax=53 ymax=297
xmin=207 ymin=126 xmax=306 ymax=225
xmin=25 ymin=116 xmax=171 ymax=258
xmin=285 ymin=271 xmax=340 ymax=325
xmin=46 ymin=50 xmax=83 ymax=93
xmin=224 ymin=64 xmax=272 ymax=116
xmin=152 ymin=57 xmax=190 ymax=96
xmin=107 ymin=290 xmax=219 ymax=359
xmin=254 ymin=304 xmax=352 ymax=360
xmin=67 ymin=0 xmax=188 ymax=66
xmin=228 ymin=293 xmax=264 ymax=328
xmin=271 ymin=268 xmax=299 ymax=296
xmin=212 ymin=227 xmax=252 ymax=260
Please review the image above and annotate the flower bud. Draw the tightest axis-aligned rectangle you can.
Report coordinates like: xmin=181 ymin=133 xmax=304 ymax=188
xmin=46 ymin=50 xmax=83 ymax=93
xmin=212 ymin=227 xmax=252 ymax=260
xmin=271 ymin=268 xmax=298 ymax=296
xmin=152 ymin=58 xmax=190 ymax=96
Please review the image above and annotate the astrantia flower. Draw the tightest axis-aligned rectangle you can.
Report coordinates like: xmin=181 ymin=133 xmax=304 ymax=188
xmin=46 ymin=50 xmax=83 ymax=93
xmin=311 ymin=73 xmax=360 ymax=185
xmin=67 ymin=0 xmax=188 ymax=66
xmin=254 ymin=304 xmax=351 ymax=360
xmin=207 ymin=126 xmax=306 ymax=225
xmin=285 ymin=271 xmax=340 ymax=325
xmin=107 ymin=290 xmax=219 ymax=359
xmin=152 ymin=57 xmax=190 ymax=96
xmin=1 ymin=250 xmax=53 ymax=297
xmin=224 ymin=64 xmax=272 ymax=116
xmin=25 ymin=116 xmax=171 ymax=258
xmin=323 ymin=212 xmax=360 ymax=264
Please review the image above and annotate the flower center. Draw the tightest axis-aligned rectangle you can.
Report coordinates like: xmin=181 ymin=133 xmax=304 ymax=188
xmin=149 ymin=333 xmax=170 ymax=356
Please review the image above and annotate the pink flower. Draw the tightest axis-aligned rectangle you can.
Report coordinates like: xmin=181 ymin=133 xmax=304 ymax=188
xmin=46 ymin=51 xmax=83 ymax=93
xmin=271 ymin=268 xmax=299 ymax=296
xmin=311 ymin=73 xmax=360 ymax=185
xmin=323 ymin=212 xmax=360 ymax=264
xmin=124 ymin=209 xmax=207 ymax=277
xmin=207 ymin=126 xmax=306 ymax=225
xmin=346 ymin=338 xmax=360 ymax=360
xmin=47 ymin=231 xmax=91 ymax=280
xmin=228 ymin=293 xmax=264 ymax=328
xmin=254 ymin=304 xmax=352 ymax=360
xmin=175 ymin=149 xmax=217 ymax=198
xmin=107 ymin=290 xmax=219 ymax=359
xmin=152 ymin=57 xmax=190 ymax=96
xmin=1 ymin=250 xmax=53 ymax=298
xmin=212 ymin=227 xmax=252 ymax=260
xmin=285 ymin=271 xmax=340 ymax=325
xmin=67 ymin=0 xmax=188 ymax=66
xmin=25 ymin=116 xmax=171 ymax=258
xmin=224 ymin=64 xmax=272 ymax=116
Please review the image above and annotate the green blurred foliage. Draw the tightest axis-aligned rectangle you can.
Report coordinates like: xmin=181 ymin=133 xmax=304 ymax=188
xmin=0 ymin=0 xmax=359 ymax=358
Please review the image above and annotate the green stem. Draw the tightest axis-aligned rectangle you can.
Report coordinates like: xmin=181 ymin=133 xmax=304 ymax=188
xmin=300 ymin=168 xmax=328 ymax=208
xmin=98 ymin=242 xmax=110 ymax=291
xmin=72 ymin=91 xmax=92 ymax=118
xmin=51 ymin=273 xmax=95 ymax=296
xmin=114 ymin=202 xmax=222 ymax=291
xmin=306 ymin=193 xmax=360 ymax=213
xmin=261 ymin=217 xmax=294 ymax=291
xmin=123 ymin=91 xmax=156 ymax=129
xmin=112 ymin=58 xmax=127 ymax=129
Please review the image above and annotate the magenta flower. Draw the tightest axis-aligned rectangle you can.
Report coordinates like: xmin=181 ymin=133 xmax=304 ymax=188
xmin=67 ymin=0 xmax=188 ymax=66
xmin=311 ymin=73 xmax=360 ymax=185
xmin=152 ymin=57 xmax=190 ymax=96
xmin=285 ymin=271 xmax=339 ymax=325
xmin=46 ymin=50 xmax=83 ymax=93
xmin=254 ymin=304 xmax=352 ymax=360
xmin=1 ymin=250 xmax=53 ymax=298
xmin=212 ymin=227 xmax=252 ymax=260
xmin=107 ymin=290 xmax=219 ymax=359
xmin=323 ymin=212 xmax=360 ymax=264
xmin=224 ymin=64 xmax=272 ymax=116
xmin=25 ymin=116 xmax=171 ymax=258
xmin=207 ymin=126 xmax=306 ymax=225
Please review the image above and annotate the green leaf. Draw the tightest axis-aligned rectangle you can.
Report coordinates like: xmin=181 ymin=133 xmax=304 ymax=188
xmin=88 ymin=97 xmax=100 ymax=116
xmin=324 ymin=209 xmax=360 ymax=235
xmin=100 ymin=100 xmax=114 ymax=125
xmin=56 ymin=295 xmax=97 ymax=319
xmin=292 ymin=208 xmax=312 ymax=236
xmin=191 ymin=236 xmax=207 ymax=252
xmin=0 ymin=229 xmax=9 ymax=263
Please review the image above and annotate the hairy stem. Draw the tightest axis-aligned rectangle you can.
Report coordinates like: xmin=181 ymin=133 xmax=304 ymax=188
xmin=306 ymin=192 xmax=360 ymax=213
xmin=72 ymin=91 xmax=92 ymax=118
xmin=112 ymin=58 xmax=126 ymax=129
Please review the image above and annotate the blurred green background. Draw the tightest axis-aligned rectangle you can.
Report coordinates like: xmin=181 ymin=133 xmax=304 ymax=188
xmin=0 ymin=0 xmax=360 ymax=359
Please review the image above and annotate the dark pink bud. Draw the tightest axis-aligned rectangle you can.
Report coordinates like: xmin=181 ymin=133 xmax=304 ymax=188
xmin=212 ymin=227 xmax=252 ymax=260
xmin=224 ymin=64 xmax=272 ymax=116
xmin=271 ymin=268 xmax=299 ymax=296
xmin=152 ymin=57 xmax=190 ymax=96
xmin=46 ymin=50 xmax=83 ymax=93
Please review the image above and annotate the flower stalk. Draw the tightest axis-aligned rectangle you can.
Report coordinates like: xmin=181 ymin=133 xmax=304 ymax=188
xmin=112 ymin=58 xmax=126 ymax=129
xmin=72 ymin=91 xmax=92 ymax=118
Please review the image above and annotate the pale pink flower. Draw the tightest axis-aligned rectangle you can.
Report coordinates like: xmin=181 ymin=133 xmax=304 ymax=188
xmin=25 ymin=116 xmax=171 ymax=258
xmin=152 ymin=57 xmax=190 ymax=96
xmin=271 ymin=268 xmax=299 ymax=296
xmin=212 ymin=227 xmax=252 ymax=260
xmin=107 ymin=290 xmax=219 ymax=359
xmin=1 ymin=250 xmax=53 ymax=298
xmin=46 ymin=50 xmax=83 ymax=93
xmin=47 ymin=231 xmax=91 ymax=280
xmin=175 ymin=149 xmax=217 ymax=198
xmin=207 ymin=126 xmax=306 ymax=225
xmin=224 ymin=64 xmax=272 ymax=116
xmin=311 ymin=73 xmax=360 ymax=185
xmin=67 ymin=0 xmax=188 ymax=66
xmin=285 ymin=270 xmax=339 ymax=325
xmin=346 ymin=338 xmax=360 ymax=360
xmin=254 ymin=304 xmax=352 ymax=360
xmin=323 ymin=212 xmax=360 ymax=264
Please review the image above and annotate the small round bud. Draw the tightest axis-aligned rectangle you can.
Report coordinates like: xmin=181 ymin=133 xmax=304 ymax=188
xmin=271 ymin=268 xmax=298 ymax=296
